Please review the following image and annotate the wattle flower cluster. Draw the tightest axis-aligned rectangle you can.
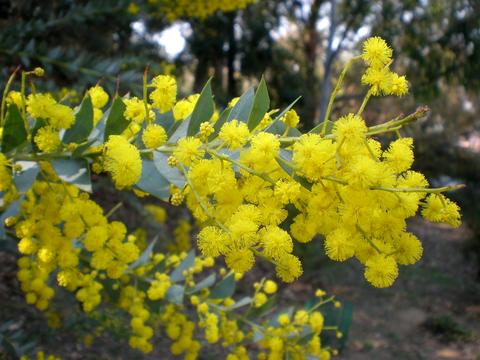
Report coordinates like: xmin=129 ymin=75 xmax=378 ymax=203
xmin=148 ymin=0 xmax=257 ymax=21
xmin=0 ymin=36 xmax=462 ymax=359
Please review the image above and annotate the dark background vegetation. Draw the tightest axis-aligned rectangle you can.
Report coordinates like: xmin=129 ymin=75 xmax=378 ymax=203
xmin=1 ymin=0 xmax=480 ymax=358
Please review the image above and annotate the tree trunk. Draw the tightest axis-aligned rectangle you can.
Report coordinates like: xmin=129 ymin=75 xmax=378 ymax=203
xmin=227 ymin=12 xmax=237 ymax=98
xmin=302 ymin=0 xmax=323 ymax=130
xmin=319 ymin=0 xmax=337 ymax=123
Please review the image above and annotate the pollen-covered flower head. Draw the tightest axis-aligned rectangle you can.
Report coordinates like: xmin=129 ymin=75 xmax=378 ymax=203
xmin=364 ymin=254 xmax=398 ymax=288
xmin=88 ymin=85 xmax=109 ymax=108
xmin=361 ymin=67 xmax=394 ymax=96
xmin=173 ymin=137 xmax=205 ymax=166
xmin=149 ymin=75 xmax=177 ymax=113
xmin=362 ymin=36 xmax=393 ymax=69
xmin=103 ymin=135 xmax=142 ymax=189
xmin=142 ymin=123 xmax=167 ymax=149
xmin=172 ymin=94 xmax=199 ymax=121
xmin=218 ymin=120 xmax=250 ymax=150
xmin=34 ymin=126 xmax=60 ymax=153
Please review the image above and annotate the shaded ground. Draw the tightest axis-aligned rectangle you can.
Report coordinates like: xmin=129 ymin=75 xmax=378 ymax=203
xmin=312 ymin=217 xmax=480 ymax=360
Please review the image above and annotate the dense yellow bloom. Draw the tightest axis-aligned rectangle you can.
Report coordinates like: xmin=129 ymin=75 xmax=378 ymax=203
xmin=26 ymin=93 xmax=56 ymax=119
xmin=27 ymin=94 xmax=75 ymax=129
xmin=394 ymin=233 xmax=423 ymax=265
xmin=219 ymin=120 xmax=250 ymax=150
xmin=324 ymin=228 xmax=356 ymax=261
xmin=174 ymin=137 xmax=204 ymax=166
xmin=361 ymin=67 xmax=394 ymax=96
xmin=422 ymin=194 xmax=461 ymax=227
xmin=104 ymin=135 xmax=142 ymax=189
xmin=34 ymin=126 xmax=60 ymax=153
xmin=124 ymin=97 xmax=154 ymax=123
xmin=260 ymin=226 xmax=293 ymax=260
xmin=263 ymin=280 xmax=277 ymax=294
xmin=333 ymin=113 xmax=367 ymax=145
xmin=362 ymin=36 xmax=392 ymax=69
xmin=159 ymin=0 xmax=257 ymax=21
xmin=364 ymin=254 xmax=398 ymax=288
xmin=173 ymin=94 xmax=199 ymax=121
xmin=248 ymin=132 xmax=279 ymax=168
xmin=147 ymin=273 xmax=171 ymax=300
xmin=282 ymin=109 xmax=300 ymax=128
xmin=383 ymin=137 xmax=414 ymax=173
xmin=88 ymin=85 xmax=109 ymax=108
xmin=225 ymin=248 xmax=255 ymax=273
xmin=292 ymin=134 xmax=336 ymax=181
xmin=275 ymin=254 xmax=302 ymax=282
xmin=142 ymin=123 xmax=167 ymax=149
xmin=150 ymin=75 xmax=177 ymax=113
xmin=6 ymin=90 xmax=23 ymax=108
xmin=0 ymin=153 xmax=12 ymax=191
xmin=198 ymin=226 xmax=228 ymax=257
xmin=391 ymin=73 xmax=409 ymax=96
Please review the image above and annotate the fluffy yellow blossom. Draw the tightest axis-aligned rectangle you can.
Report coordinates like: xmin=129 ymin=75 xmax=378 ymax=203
xmin=0 ymin=154 xmax=12 ymax=191
xmin=197 ymin=226 xmax=228 ymax=257
xmin=361 ymin=67 xmax=394 ymax=96
xmin=362 ymin=36 xmax=392 ymax=69
xmin=282 ymin=109 xmax=300 ymax=128
xmin=364 ymin=254 xmax=398 ymax=288
xmin=173 ymin=94 xmax=199 ymax=121
xmin=219 ymin=120 xmax=250 ymax=150
xmin=124 ymin=97 xmax=154 ymax=123
xmin=88 ymin=85 xmax=109 ymax=108
xmin=225 ymin=248 xmax=255 ymax=273
xmin=391 ymin=73 xmax=409 ymax=96
xmin=34 ymin=126 xmax=60 ymax=153
xmin=173 ymin=137 xmax=204 ymax=166
xmin=27 ymin=94 xmax=75 ymax=129
xmin=6 ymin=91 xmax=23 ymax=108
xmin=422 ymin=194 xmax=461 ymax=227
xmin=150 ymin=75 xmax=177 ymax=113
xmin=275 ymin=254 xmax=302 ymax=282
xmin=383 ymin=137 xmax=414 ymax=173
xmin=104 ymin=135 xmax=142 ymax=189
xmin=142 ymin=123 xmax=167 ymax=149
xmin=263 ymin=280 xmax=277 ymax=294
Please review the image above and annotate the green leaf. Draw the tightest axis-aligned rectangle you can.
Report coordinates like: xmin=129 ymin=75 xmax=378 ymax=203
xmin=13 ymin=161 xmax=39 ymax=193
xmin=72 ymin=138 xmax=97 ymax=158
xmin=222 ymin=296 xmax=252 ymax=311
xmin=247 ymin=77 xmax=270 ymax=130
xmin=310 ymin=120 xmax=334 ymax=135
xmin=187 ymin=78 xmax=214 ymax=136
xmin=51 ymin=159 xmax=92 ymax=192
xmin=135 ymin=159 xmax=170 ymax=200
xmin=168 ymin=117 xmax=190 ymax=143
xmin=166 ymin=285 xmax=185 ymax=305
xmin=247 ymin=296 xmax=276 ymax=320
xmin=63 ymin=96 xmax=94 ymax=143
xmin=189 ymin=273 xmax=216 ymax=294
xmin=129 ymin=236 xmax=158 ymax=269
xmin=153 ymin=152 xmax=185 ymax=188
xmin=104 ymin=97 xmax=129 ymax=141
xmin=155 ymin=110 xmax=175 ymax=132
xmin=209 ymin=273 xmax=235 ymax=299
xmin=1 ymin=105 xmax=26 ymax=153
xmin=227 ymin=87 xmax=255 ymax=123
xmin=170 ymin=250 xmax=196 ymax=282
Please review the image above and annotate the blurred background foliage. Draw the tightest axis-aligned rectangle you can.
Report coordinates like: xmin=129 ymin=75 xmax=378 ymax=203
xmin=1 ymin=0 xmax=479 ymax=268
